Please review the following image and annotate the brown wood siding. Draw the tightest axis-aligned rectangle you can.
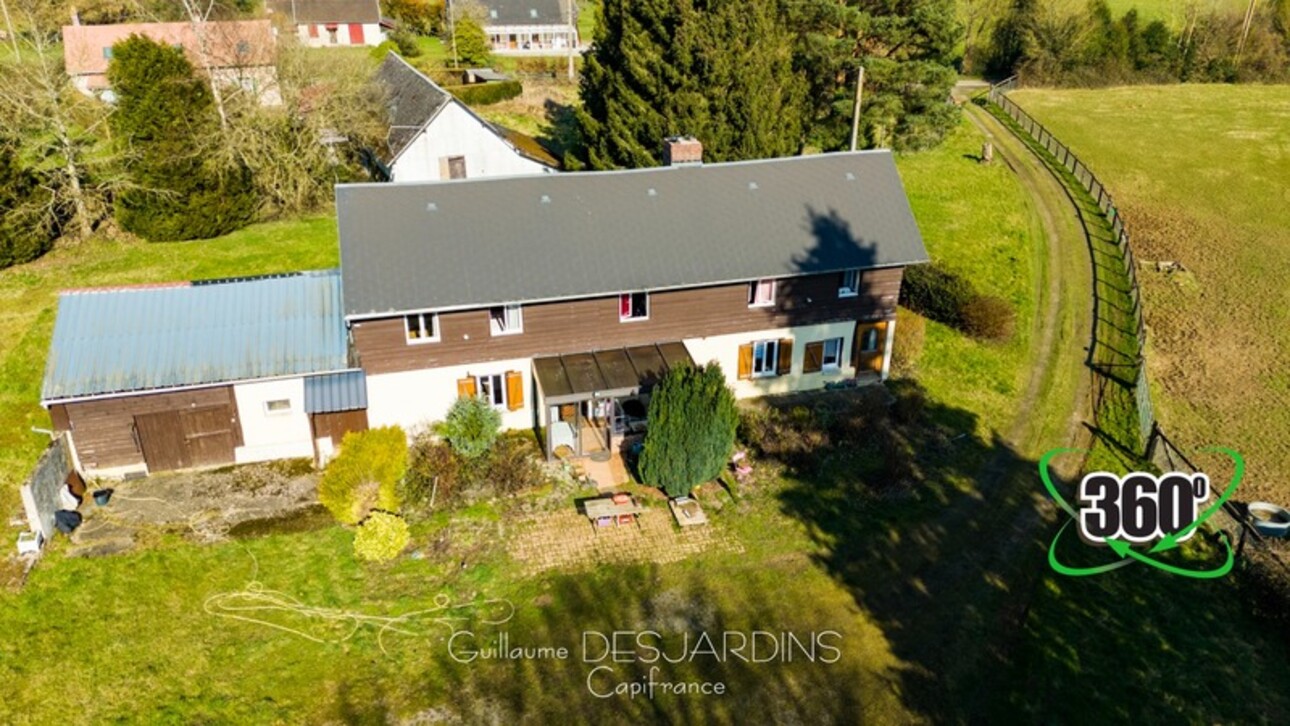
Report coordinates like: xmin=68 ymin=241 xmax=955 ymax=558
xmin=310 ymin=410 xmax=369 ymax=445
xmin=353 ymin=269 xmax=904 ymax=375
xmin=61 ymin=386 xmax=240 ymax=471
xmin=49 ymin=404 xmax=70 ymax=433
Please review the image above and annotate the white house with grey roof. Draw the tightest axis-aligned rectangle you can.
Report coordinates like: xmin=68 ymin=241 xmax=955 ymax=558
xmin=373 ymin=53 xmax=555 ymax=182
xmin=481 ymin=0 xmax=579 ymax=54
xmin=338 ymin=140 xmax=929 ymax=459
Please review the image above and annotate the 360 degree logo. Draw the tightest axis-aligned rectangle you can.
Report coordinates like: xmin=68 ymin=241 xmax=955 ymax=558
xmin=1041 ymin=447 xmax=1244 ymax=579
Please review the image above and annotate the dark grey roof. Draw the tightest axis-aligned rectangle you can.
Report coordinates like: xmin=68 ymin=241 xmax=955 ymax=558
xmin=268 ymin=0 xmax=381 ymax=24
xmin=305 ymin=370 xmax=368 ymax=413
xmin=43 ymin=271 xmax=349 ymax=402
xmin=483 ymin=0 xmax=570 ymax=26
xmin=374 ymin=53 xmax=452 ymax=163
xmin=337 ymin=151 xmax=929 ymax=318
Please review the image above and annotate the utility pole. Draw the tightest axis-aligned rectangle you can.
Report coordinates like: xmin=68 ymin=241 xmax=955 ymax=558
xmin=447 ymin=0 xmax=459 ymax=69
xmin=1235 ymin=0 xmax=1258 ymax=66
xmin=565 ymin=0 xmax=574 ymax=81
xmin=848 ymin=65 xmax=865 ymax=152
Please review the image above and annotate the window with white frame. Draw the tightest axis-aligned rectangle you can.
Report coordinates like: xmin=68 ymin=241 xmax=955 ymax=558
xmin=619 ymin=292 xmax=648 ymax=321
xmin=838 ymin=269 xmax=860 ymax=297
xmin=748 ymin=279 xmax=776 ymax=307
xmin=821 ymin=337 xmax=843 ymax=370
xmin=476 ymin=373 xmax=507 ymax=409
xmin=264 ymin=399 xmax=292 ymax=414
xmin=489 ymin=304 xmax=523 ymax=336
xmin=404 ymin=312 xmax=439 ymax=343
xmin=752 ymin=339 xmax=779 ymax=377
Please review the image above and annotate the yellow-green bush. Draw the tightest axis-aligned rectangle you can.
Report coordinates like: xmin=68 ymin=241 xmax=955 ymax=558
xmin=318 ymin=426 xmax=407 ymax=525
xmin=353 ymin=511 xmax=410 ymax=562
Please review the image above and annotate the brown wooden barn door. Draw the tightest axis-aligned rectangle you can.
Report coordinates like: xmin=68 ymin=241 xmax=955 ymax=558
xmin=853 ymin=321 xmax=888 ymax=374
xmin=180 ymin=405 xmax=237 ymax=468
xmin=134 ymin=410 xmax=189 ymax=472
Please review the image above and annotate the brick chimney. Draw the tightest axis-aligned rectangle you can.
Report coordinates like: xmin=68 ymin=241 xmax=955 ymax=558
xmin=662 ymin=135 xmax=703 ymax=166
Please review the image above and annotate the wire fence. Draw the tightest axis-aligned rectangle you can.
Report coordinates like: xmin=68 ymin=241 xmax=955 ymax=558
xmin=985 ymin=79 xmax=1290 ymax=574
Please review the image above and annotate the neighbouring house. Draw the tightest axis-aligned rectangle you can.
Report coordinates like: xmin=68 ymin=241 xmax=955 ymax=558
xmin=61 ymin=19 xmax=282 ymax=106
xmin=481 ymin=0 xmax=579 ymax=54
xmin=267 ymin=0 xmax=387 ymax=47
xmin=371 ymin=53 xmax=555 ymax=182
xmin=41 ymin=272 xmax=368 ymax=477
xmin=337 ymin=138 xmax=929 ymax=459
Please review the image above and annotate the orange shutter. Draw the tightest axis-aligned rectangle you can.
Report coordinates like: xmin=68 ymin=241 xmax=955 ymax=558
xmin=776 ymin=338 xmax=794 ymax=376
xmin=737 ymin=343 xmax=753 ymax=380
xmin=456 ymin=376 xmax=477 ymax=398
xmin=505 ymin=370 xmax=524 ymax=411
xmin=802 ymin=341 xmax=824 ymax=374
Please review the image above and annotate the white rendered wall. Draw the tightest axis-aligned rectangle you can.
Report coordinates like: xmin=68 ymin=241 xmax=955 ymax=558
xmin=233 ymin=378 xmax=315 ymax=463
xmin=391 ymin=102 xmax=550 ymax=182
xmin=682 ymin=321 xmax=861 ymax=399
xmin=295 ymin=23 xmax=385 ymax=47
xmin=365 ymin=356 xmax=537 ymax=437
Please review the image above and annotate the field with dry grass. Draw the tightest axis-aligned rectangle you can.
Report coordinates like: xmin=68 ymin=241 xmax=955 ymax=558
xmin=1012 ymin=84 xmax=1290 ymax=502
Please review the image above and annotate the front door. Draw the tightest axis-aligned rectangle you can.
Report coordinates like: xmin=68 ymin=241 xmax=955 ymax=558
xmin=853 ymin=321 xmax=888 ymax=375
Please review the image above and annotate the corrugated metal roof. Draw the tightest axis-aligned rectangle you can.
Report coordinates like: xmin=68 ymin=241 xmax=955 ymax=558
xmin=42 ymin=270 xmax=349 ymax=402
xmin=304 ymin=369 xmax=368 ymax=413
xmin=336 ymin=151 xmax=929 ymax=318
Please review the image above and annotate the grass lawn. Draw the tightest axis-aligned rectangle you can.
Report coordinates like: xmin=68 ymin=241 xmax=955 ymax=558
xmin=1106 ymin=0 xmax=1248 ymax=25
xmin=1011 ymin=84 xmax=1290 ymax=503
xmin=0 ymin=217 xmax=339 ymax=512
xmin=0 ymin=115 xmax=1053 ymax=722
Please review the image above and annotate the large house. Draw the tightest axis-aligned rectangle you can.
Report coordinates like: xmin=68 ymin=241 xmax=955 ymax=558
xmin=338 ymin=140 xmax=927 ymax=458
xmin=481 ymin=0 xmax=579 ymax=54
xmin=61 ymin=19 xmax=281 ymax=105
xmin=41 ymin=140 xmax=927 ymax=474
xmin=372 ymin=53 xmax=556 ymax=182
xmin=268 ymin=0 xmax=387 ymax=47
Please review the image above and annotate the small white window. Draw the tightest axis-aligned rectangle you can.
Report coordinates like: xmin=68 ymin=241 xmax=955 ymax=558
xmin=405 ymin=313 xmax=439 ymax=343
xmin=619 ymin=292 xmax=648 ymax=321
xmin=264 ymin=399 xmax=292 ymax=414
xmin=529 ymin=8 xmax=538 ymax=18
xmin=102 ymin=47 xmax=113 ymax=59
xmin=477 ymin=373 xmax=507 ymax=409
xmin=490 ymin=9 xmax=498 ymax=18
xmin=821 ymin=337 xmax=843 ymax=370
xmin=752 ymin=339 xmax=779 ymax=378
xmin=748 ymin=279 xmax=776 ymax=307
xmin=839 ymin=269 xmax=860 ymax=297
xmin=490 ymin=304 xmax=523 ymax=336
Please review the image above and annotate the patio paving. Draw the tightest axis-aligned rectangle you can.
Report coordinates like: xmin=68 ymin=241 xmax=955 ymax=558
xmin=508 ymin=506 xmax=744 ymax=575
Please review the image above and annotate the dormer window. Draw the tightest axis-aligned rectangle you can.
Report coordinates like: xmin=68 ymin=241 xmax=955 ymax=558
xmin=748 ymin=279 xmax=776 ymax=308
xmin=490 ymin=304 xmax=523 ymax=336
xmin=619 ymin=292 xmax=648 ymax=321
xmin=839 ymin=269 xmax=860 ymax=297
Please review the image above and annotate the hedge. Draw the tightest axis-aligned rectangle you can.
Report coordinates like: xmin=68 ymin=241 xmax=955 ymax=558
xmin=448 ymin=80 xmax=523 ymax=106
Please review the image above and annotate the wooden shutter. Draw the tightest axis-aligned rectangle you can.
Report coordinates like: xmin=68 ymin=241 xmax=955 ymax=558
xmin=505 ymin=370 xmax=524 ymax=411
xmin=737 ymin=343 xmax=754 ymax=380
xmin=456 ymin=376 xmax=477 ymax=398
xmin=776 ymin=338 xmax=794 ymax=376
xmin=803 ymin=341 xmax=824 ymax=374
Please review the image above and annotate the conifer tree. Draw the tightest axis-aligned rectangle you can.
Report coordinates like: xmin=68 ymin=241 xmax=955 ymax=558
xmin=108 ymin=35 xmax=256 ymax=241
xmin=638 ymin=363 xmax=738 ymax=498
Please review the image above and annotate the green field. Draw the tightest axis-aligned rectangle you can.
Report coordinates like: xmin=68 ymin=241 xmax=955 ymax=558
xmin=1107 ymin=0 xmax=1248 ymax=25
xmin=1012 ymin=84 xmax=1290 ymax=504
xmin=0 ymin=118 xmax=1058 ymax=722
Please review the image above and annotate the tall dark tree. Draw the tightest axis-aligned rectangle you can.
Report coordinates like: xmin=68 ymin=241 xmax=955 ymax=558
xmin=576 ymin=0 xmax=807 ymax=168
xmin=0 ymin=138 xmax=58 ymax=269
xmin=639 ymin=363 xmax=738 ymax=498
xmin=108 ymin=34 xmax=256 ymax=241
xmin=786 ymin=0 xmax=962 ymax=151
